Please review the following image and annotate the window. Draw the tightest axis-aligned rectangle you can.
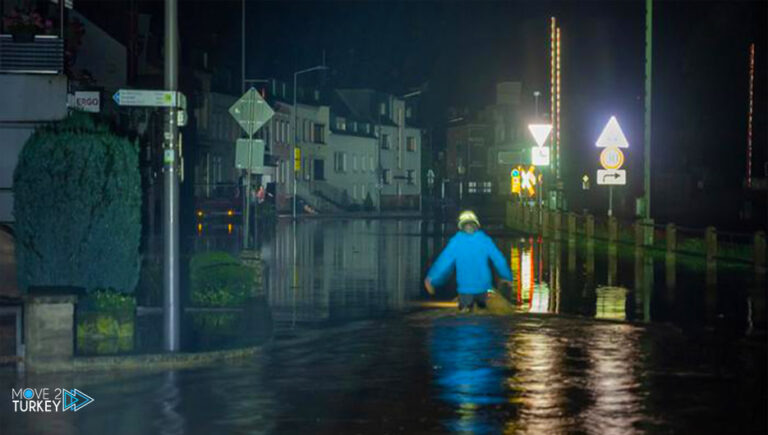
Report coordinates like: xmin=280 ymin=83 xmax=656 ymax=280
xmin=363 ymin=123 xmax=371 ymax=134
xmin=314 ymin=89 xmax=320 ymax=101
xmin=352 ymin=185 xmax=357 ymax=201
xmin=361 ymin=184 xmax=366 ymax=200
xmin=381 ymin=134 xmax=390 ymax=149
xmin=304 ymin=120 xmax=311 ymax=142
xmin=353 ymin=154 xmax=358 ymax=172
xmin=406 ymin=136 xmax=416 ymax=152
xmin=334 ymin=152 xmax=347 ymax=173
xmin=313 ymin=123 xmax=325 ymax=143
xmin=379 ymin=102 xmax=386 ymax=115
xmin=406 ymin=170 xmax=415 ymax=185
xmin=482 ymin=181 xmax=492 ymax=194
xmin=383 ymin=169 xmax=391 ymax=185
xmin=361 ymin=155 xmax=366 ymax=172
xmin=370 ymin=156 xmax=375 ymax=172
xmin=406 ymin=106 xmax=412 ymax=118
xmin=468 ymin=181 xmax=478 ymax=194
xmin=336 ymin=117 xmax=346 ymax=131
xmin=350 ymin=121 xmax=357 ymax=133
xmin=304 ymin=159 xmax=311 ymax=180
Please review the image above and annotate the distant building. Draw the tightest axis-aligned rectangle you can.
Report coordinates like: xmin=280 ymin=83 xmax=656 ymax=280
xmin=444 ymin=82 xmax=527 ymax=206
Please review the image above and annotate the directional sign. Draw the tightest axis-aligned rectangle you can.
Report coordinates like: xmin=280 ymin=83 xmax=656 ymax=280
xmin=235 ymin=139 xmax=265 ymax=172
xmin=596 ymin=116 xmax=629 ymax=148
xmin=531 ymin=147 xmax=550 ymax=166
xmin=229 ymin=88 xmax=274 ymax=137
xmin=112 ymin=89 xmax=185 ymax=108
xmin=597 ymin=169 xmax=626 ymax=185
xmin=528 ymin=124 xmax=553 ymax=147
xmin=600 ymin=147 xmax=624 ymax=170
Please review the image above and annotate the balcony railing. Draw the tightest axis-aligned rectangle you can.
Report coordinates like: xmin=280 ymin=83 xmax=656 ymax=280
xmin=0 ymin=35 xmax=63 ymax=74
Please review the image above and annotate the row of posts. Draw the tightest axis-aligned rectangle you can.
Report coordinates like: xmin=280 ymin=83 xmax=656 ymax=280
xmin=506 ymin=202 xmax=767 ymax=273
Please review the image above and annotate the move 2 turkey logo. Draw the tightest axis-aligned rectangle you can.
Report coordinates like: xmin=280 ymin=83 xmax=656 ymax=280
xmin=11 ymin=388 xmax=94 ymax=412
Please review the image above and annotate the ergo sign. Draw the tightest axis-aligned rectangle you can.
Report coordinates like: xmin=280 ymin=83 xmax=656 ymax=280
xmin=68 ymin=91 xmax=101 ymax=113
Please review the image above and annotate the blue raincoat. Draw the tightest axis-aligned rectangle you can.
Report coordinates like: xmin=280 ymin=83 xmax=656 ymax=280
xmin=426 ymin=230 xmax=513 ymax=294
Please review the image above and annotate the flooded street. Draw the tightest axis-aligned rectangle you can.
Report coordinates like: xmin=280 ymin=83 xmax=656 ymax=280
xmin=1 ymin=218 xmax=765 ymax=434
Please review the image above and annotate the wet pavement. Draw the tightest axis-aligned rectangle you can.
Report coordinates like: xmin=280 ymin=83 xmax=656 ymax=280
xmin=0 ymin=218 xmax=765 ymax=434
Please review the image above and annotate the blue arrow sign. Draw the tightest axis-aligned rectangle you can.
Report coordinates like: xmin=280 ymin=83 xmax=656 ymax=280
xmin=63 ymin=389 xmax=94 ymax=412
xmin=112 ymin=91 xmax=120 ymax=105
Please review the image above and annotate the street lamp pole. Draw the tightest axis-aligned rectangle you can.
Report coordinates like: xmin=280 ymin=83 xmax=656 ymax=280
xmin=533 ymin=91 xmax=541 ymax=118
xmin=292 ymin=65 xmax=328 ymax=220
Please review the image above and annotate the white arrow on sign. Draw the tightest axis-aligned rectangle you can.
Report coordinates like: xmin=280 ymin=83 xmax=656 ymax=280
xmin=528 ymin=124 xmax=553 ymax=147
xmin=596 ymin=169 xmax=626 ymax=185
xmin=596 ymin=116 xmax=629 ymax=148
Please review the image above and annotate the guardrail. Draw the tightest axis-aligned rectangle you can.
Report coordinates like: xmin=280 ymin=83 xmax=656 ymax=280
xmin=0 ymin=35 xmax=63 ymax=74
xmin=506 ymin=201 xmax=767 ymax=270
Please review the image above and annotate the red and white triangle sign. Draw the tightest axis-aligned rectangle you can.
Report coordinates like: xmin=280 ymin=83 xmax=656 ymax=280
xmin=596 ymin=116 xmax=629 ymax=148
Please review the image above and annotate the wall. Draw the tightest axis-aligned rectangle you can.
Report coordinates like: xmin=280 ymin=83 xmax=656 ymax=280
xmin=0 ymin=74 xmax=68 ymax=223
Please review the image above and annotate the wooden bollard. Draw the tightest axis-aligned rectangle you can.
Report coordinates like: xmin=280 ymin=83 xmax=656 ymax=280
xmin=666 ymin=223 xmax=677 ymax=253
xmin=586 ymin=214 xmax=595 ymax=239
xmin=754 ymin=231 xmax=766 ymax=272
xmin=705 ymin=226 xmax=717 ymax=263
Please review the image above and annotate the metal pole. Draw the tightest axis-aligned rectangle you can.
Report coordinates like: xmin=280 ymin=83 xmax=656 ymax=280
xmin=608 ymin=186 xmax=613 ymax=217
xmin=643 ymin=0 xmax=653 ymax=219
xmin=292 ymin=72 xmax=298 ymax=220
xmin=163 ymin=0 xmax=180 ymax=352
xmin=241 ymin=0 xmax=245 ymax=93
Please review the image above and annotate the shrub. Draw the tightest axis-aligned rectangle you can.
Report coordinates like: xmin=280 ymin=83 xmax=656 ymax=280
xmin=13 ymin=112 xmax=141 ymax=293
xmin=363 ymin=193 xmax=374 ymax=211
xmin=190 ymin=251 xmax=255 ymax=307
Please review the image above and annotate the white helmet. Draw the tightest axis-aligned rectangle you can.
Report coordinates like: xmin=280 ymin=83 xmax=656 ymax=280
xmin=457 ymin=210 xmax=480 ymax=229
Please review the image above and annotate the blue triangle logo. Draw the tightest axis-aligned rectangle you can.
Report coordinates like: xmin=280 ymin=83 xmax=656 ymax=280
xmin=63 ymin=389 xmax=94 ymax=412
xmin=112 ymin=91 xmax=120 ymax=105
xmin=62 ymin=389 xmax=76 ymax=411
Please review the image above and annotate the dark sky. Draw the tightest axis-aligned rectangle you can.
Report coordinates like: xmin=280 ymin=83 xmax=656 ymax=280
xmin=79 ymin=0 xmax=767 ymax=196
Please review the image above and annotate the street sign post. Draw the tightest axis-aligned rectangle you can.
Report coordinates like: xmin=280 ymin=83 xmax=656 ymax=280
xmin=597 ymin=169 xmax=626 ymax=185
xmin=596 ymin=116 xmax=629 ymax=217
xmin=230 ymin=87 xmax=275 ymax=248
xmin=235 ymin=139 xmax=265 ymax=171
xmin=113 ymin=89 xmax=186 ymax=108
xmin=531 ymin=147 xmax=551 ymax=166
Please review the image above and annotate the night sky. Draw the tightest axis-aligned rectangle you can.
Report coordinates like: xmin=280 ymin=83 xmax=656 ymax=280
xmin=78 ymin=0 xmax=767 ymax=208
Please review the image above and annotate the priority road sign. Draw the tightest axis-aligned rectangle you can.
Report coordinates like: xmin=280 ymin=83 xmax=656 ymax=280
xmin=597 ymin=169 xmax=626 ymax=185
xmin=230 ymin=88 xmax=274 ymax=137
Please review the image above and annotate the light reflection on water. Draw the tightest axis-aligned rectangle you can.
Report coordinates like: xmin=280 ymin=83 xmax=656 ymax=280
xmin=6 ymin=218 xmax=761 ymax=434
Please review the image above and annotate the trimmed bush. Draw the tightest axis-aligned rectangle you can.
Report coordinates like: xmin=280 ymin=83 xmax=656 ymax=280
xmin=190 ymin=251 xmax=256 ymax=307
xmin=76 ymin=288 xmax=136 ymax=355
xmin=363 ymin=193 xmax=374 ymax=211
xmin=13 ymin=112 xmax=141 ymax=293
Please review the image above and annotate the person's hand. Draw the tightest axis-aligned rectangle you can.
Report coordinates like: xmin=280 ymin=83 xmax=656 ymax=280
xmin=424 ymin=278 xmax=435 ymax=296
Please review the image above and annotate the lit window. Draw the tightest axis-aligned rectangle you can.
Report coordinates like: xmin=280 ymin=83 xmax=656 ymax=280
xmin=483 ymin=181 xmax=492 ymax=194
xmin=381 ymin=134 xmax=390 ymax=149
xmin=383 ymin=169 xmax=391 ymax=185
xmin=406 ymin=136 xmax=416 ymax=152
xmin=380 ymin=102 xmax=386 ymax=115
xmin=336 ymin=117 xmax=346 ymax=131
xmin=406 ymin=170 xmax=415 ymax=185
xmin=468 ymin=181 xmax=478 ymax=194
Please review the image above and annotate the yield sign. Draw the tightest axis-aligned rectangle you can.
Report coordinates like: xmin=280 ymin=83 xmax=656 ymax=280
xmin=528 ymin=124 xmax=553 ymax=147
xmin=595 ymin=116 xmax=629 ymax=148
xmin=229 ymin=88 xmax=275 ymax=137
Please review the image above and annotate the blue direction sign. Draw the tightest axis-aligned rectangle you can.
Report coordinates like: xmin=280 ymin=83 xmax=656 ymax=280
xmin=112 ymin=89 xmax=186 ymax=108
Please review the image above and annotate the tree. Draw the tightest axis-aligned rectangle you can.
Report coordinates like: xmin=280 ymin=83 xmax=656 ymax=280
xmin=13 ymin=112 xmax=141 ymax=293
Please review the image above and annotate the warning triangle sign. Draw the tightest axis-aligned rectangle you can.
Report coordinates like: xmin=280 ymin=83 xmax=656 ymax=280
xmin=596 ymin=116 xmax=629 ymax=148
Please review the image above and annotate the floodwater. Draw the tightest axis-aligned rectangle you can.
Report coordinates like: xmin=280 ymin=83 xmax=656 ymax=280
xmin=1 ymin=218 xmax=765 ymax=434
